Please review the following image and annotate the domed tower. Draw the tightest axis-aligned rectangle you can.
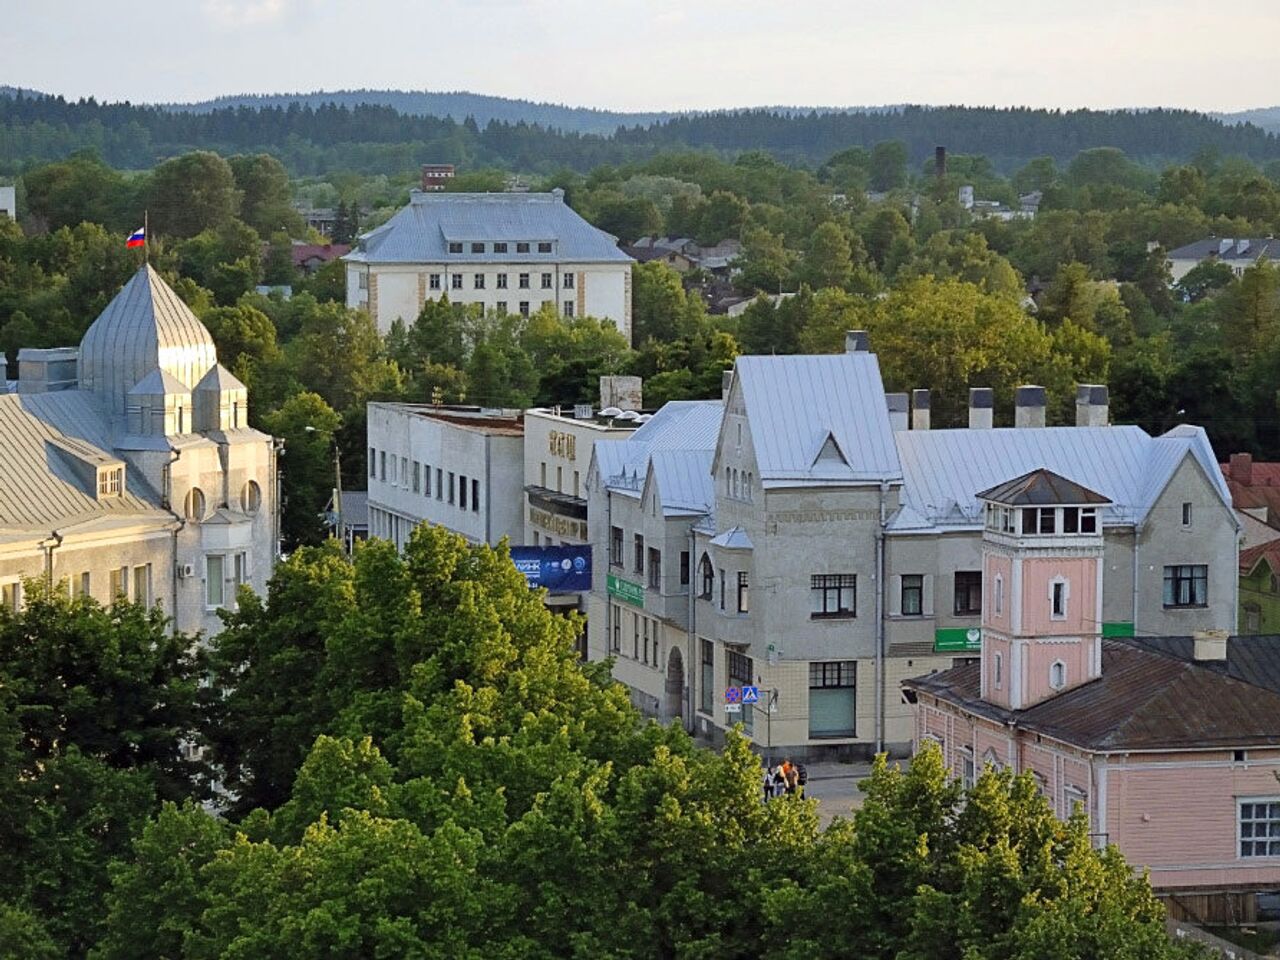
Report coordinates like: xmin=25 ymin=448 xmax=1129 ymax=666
xmin=193 ymin=364 xmax=249 ymax=433
xmin=79 ymin=265 xmax=218 ymax=421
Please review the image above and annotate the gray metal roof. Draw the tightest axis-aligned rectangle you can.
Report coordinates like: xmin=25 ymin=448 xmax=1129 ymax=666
xmin=79 ymin=265 xmax=218 ymax=417
xmin=732 ymin=353 xmax=903 ymax=486
xmin=128 ymin=368 xmax=190 ymax=397
xmin=1166 ymin=237 xmax=1280 ymax=262
xmin=195 ymin=363 xmax=247 ymax=393
xmin=595 ymin=400 xmax=723 ymax=515
xmin=977 ymin=468 xmax=1110 ymax=506
xmin=343 ymin=192 xmax=633 ymax=265
xmin=892 ymin=423 xmax=1230 ymax=531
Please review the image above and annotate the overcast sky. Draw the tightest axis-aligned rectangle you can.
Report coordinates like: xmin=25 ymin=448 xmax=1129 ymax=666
xmin=4 ymin=0 xmax=1278 ymax=113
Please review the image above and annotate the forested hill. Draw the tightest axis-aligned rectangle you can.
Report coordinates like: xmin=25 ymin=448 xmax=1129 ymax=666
xmin=1218 ymin=107 xmax=1280 ymax=134
xmin=2 ymin=88 xmax=1279 ymax=176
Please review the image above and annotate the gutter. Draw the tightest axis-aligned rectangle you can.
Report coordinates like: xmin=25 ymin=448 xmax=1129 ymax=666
xmin=163 ymin=447 xmax=187 ymax=633
xmin=687 ymin=522 xmax=697 ymax=735
xmin=874 ymin=480 xmax=888 ymax=754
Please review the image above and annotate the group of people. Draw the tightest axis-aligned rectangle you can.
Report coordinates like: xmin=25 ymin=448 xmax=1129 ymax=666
xmin=762 ymin=757 xmax=806 ymax=800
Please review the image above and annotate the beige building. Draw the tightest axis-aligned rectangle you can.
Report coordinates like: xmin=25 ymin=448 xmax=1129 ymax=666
xmin=0 ymin=265 xmax=279 ymax=637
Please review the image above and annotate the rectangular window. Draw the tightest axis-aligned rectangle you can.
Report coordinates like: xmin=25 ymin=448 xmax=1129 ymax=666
xmin=960 ymin=748 xmax=976 ymax=789
xmin=132 ymin=565 xmax=152 ymax=607
xmin=611 ymin=604 xmax=621 ymax=652
xmin=474 ymin=273 xmax=485 ymax=289
xmin=642 ymin=617 xmax=650 ymax=664
xmin=809 ymin=661 xmax=855 ymax=738
xmin=1 ymin=581 xmax=23 ymax=612
xmin=1182 ymin=502 xmax=1193 ymax=526
xmin=400 ymin=457 xmax=407 ymax=487
xmin=1052 ymin=581 xmax=1067 ymax=618
xmin=205 ymin=554 xmax=225 ymax=609
xmin=412 ymin=462 xmax=421 ymax=493
xmin=496 ymin=301 xmax=507 ymax=314
xmin=1163 ymin=564 xmax=1208 ymax=607
xmin=77 ymin=571 xmax=91 ymax=599
xmin=472 ymin=478 xmax=479 ymax=513
xmin=370 ymin=448 xmax=376 ymax=477
xmin=424 ymin=464 xmax=432 ymax=497
xmin=1062 ymin=507 xmax=1079 ymax=533
xmin=358 ymin=271 xmax=369 ymax=290
xmin=901 ymin=574 xmax=924 ymax=616
xmin=429 ymin=273 xmax=441 ymax=290
xmin=564 ymin=273 xmax=575 ymax=289
xmin=233 ymin=552 xmax=247 ymax=587
xmin=519 ymin=273 xmax=530 ymax=289
xmin=98 ymin=467 xmax=122 ymax=497
xmin=632 ymin=612 xmax=639 ymax=659
xmin=519 ymin=301 xmax=530 ymax=317
xmin=737 ymin=571 xmax=750 ymax=613
xmin=994 ymin=651 xmax=1003 ymax=688
xmin=493 ymin=242 xmax=508 ymax=254
xmin=719 ymin=568 xmax=726 ymax=610
xmin=810 ymin=574 xmax=856 ymax=618
xmin=699 ymin=639 xmax=714 ymax=714
xmin=563 ymin=301 xmax=574 ymax=317
xmin=1021 ymin=509 xmax=1037 ymax=535
xmin=634 ymin=534 xmax=645 ymax=574
xmin=459 ymin=475 xmax=469 ymax=510
xmin=380 ymin=451 xmax=386 ymax=481
xmin=471 ymin=242 xmax=485 ymax=254
xmin=995 ymin=576 xmax=1004 ymax=615
xmin=541 ymin=272 xmax=553 ymax=289
xmin=680 ymin=551 xmax=690 ymax=587
xmin=448 ymin=242 xmax=463 ymax=254
xmin=1039 ymin=507 xmax=1056 ymax=534
xmin=648 ymin=548 xmax=662 ymax=590
xmin=516 ymin=242 xmax=530 ymax=254
xmin=109 ymin=565 xmax=128 ymax=600
xmin=1080 ymin=508 xmax=1097 ymax=533
xmin=496 ymin=273 xmax=508 ymax=289
xmin=537 ymin=241 xmax=552 ymax=253
xmin=436 ymin=468 xmax=443 ymax=499
xmin=954 ymin=571 xmax=982 ymax=615
xmin=448 ymin=472 xmax=456 ymax=505
xmin=727 ymin=651 xmax=754 ymax=734
xmin=610 ymin=526 xmax=623 ymax=566
xmin=451 ymin=274 xmax=463 ymax=290
xmin=1239 ymin=800 xmax=1280 ymax=857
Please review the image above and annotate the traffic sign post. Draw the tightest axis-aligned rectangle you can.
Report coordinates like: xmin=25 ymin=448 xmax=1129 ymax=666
xmin=725 ymin=686 xmax=742 ymax=718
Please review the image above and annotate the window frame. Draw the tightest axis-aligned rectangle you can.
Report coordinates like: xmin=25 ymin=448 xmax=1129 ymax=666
xmin=634 ymin=534 xmax=645 ymax=575
xmin=648 ymin=547 xmax=662 ymax=590
xmin=610 ymin=526 xmax=624 ymax=567
xmin=810 ymin=574 xmax=856 ymax=619
xmin=1238 ymin=798 xmax=1280 ymax=858
xmin=901 ymin=574 xmax=924 ymax=617
xmin=736 ymin=571 xmax=750 ymax=614
xmin=954 ymin=570 xmax=982 ymax=616
xmin=1163 ymin=564 xmax=1208 ymax=608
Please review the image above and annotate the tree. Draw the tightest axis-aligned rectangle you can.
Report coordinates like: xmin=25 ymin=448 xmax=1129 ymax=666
xmin=869 ymin=140 xmax=909 ymax=192
xmin=148 ymin=151 xmax=240 ymax=239
xmin=736 ymin=225 xmax=794 ymax=293
xmin=261 ymin=392 xmax=343 ymax=548
xmin=631 ymin=260 xmax=700 ymax=343
xmin=591 ymin=196 xmax=661 ymax=243
xmin=261 ymin=231 xmax=296 ymax=286
xmin=802 ymin=221 xmax=855 ymax=290
xmin=0 ymin=902 xmax=58 ymax=960
xmin=1215 ymin=260 xmax=1280 ymax=358
xmin=862 ymin=207 xmax=912 ymax=272
xmin=1175 ymin=259 xmax=1235 ymax=303
xmin=229 ymin=154 xmax=303 ymax=237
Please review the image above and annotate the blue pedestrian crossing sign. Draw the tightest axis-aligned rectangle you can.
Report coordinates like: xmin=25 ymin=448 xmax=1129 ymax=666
xmin=741 ymin=685 xmax=759 ymax=704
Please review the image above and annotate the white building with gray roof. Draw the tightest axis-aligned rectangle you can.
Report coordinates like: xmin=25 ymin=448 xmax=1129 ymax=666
xmin=0 ymin=265 xmax=279 ymax=638
xmin=1167 ymin=236 xmax=1280 ymax=283
xmin=586 ymin=334 xmax=1239 ymax=759
xmin=344 ymin=189 xmax=634 ymax=341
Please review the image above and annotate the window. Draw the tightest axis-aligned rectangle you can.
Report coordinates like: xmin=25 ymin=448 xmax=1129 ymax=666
xmin=699 ymin=639 xmax=715 ymax=714
xmin=448 ymin=472 xmax=455 ymax=505
xmin=234 ymin=552 xmax=247 ymax=589
xmin=727 ymin=651 xmax=754 ymax=734
xmin=901 ymin=574 xmax=924 ymax=616
xmin=74 ymin=572 xmax=91 ymax=599
xmin=184 ymin=487 xmax=206 ymax=521
xmin=98 ymin=467 xmax=123 ymax=497
xmin=471 ymin=242 xmax=485 ymax=254
xmin=205 ymin=554 xmax=225 ymax=609
xmin=564 ymin=273 xmax=575 ymax=289
xmin=537 ymin=241 xmax=552 ymax=253
xmin=176 ymin=404 xmax=185 ymax=434
xmin=400 ymin=457 xmax=407 ymax=487
xmin=459 ymin=475 xmax=469 ymax=510
xmin=994 ymin=575 xmax=1004 ymax=616
xmin=496 ymin=273 xmax=508 ymax=289
xmin=516 ymin=242 xmax=530 ymax=254
xmin=412 ymin=462 xmax=421 ymax=493
xmin=1163 ymin=564 xmax=1208 ymax=608
xmin=1062 ymin=507 xmax=1079 ymax=533
xmin=634 ymin=534 xmax=644 ymax=574
xmin=472 ymin=478 xmax=479 ymax=513
xmin=1 ymin=581 xmax=22 ymax=612
xmin=369 ymin=448 xmax=376 ymax=477
xmin=610 ymin=526 xmax=623 ymax=566
xmin=424 ymin=465 xmax=431 ymax=497
xmin=632 ymin=612 xmax=639 ymax=659
xmin=451 ymin=274 xmax=463 ymax=290
xmin=1080 ymin=508 xmax=1097 ymax=533
xmin=642 ymin=617 xmax=650 ymax=664
xmin=809 ymin=661 xmax=855 ymax=738
xmin=994 ymin=651 xmax=1003 ymax=689
xmin=1050 ymin=660 xmax=1067 ymax=689
xmin=518 ymin=273 xmax=530 ymax=289
xmin=380 ymin=451 xmax=387 ymax=481
xmin=429 ymin=273 xmax=441 ymax=290
xmin=811 ymin=574 xmax=856 ymax=618
xmin=719 ymin=568 xmax=726 ymax=609
xmin=563 ymin=301 xmax=574 ymax=317
xmin=1239 ymin=800 xmax=1280 ymax=857
xmin=496 ymin=301 xmax=507 ymax=314
xmin=541 ymin=272 xmax=553 ymax=289
xmin=519 ymin=301 xmax=530 ymax=317
xmin=648 ymin=548 xmax=661 ymax=590
xmin=1039 ymin=507 xmax=1056 ymax=534
xmin=699 ymin=554 xmax=714 ymax=599
xmin=954 ymin=571 xmax=982 ymax=615
xmin=474 ymin=273 xmax=485 ymax=289
xmin=109 ymin=566 xmax=127 ymax=600
xmin=1051 ymin=579 xmax=1068 ymax=619
xmin=1064 ymin=785 xmax=1087 ymax=813
xmin=737 ymin=572 xmax=750 ymax=613
xmin=960 ymin=748 xmax=976 ymax=789
xmin=358 ymin=271 xmax=369 ymax=290
xmin=493 ymin=242 xmax=508 ymax=254
xmin=448 ymin=241 xmax=463 ymax=254
xmin=436 ymin=468 xmax=442 ymax=499
xmin=611 ymin=604 xmax=621 ymax=652
xmin=680 ymin=551 xmax=690 ymax=587
xmin=133 ymin=565 xmax=152 ymax=607
xmin=1182 ymin=502 xmax=1193 ymax=526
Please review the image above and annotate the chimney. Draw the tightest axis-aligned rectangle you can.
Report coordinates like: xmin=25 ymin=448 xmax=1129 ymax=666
xmin=845 ymin=329 xmax=870 ymax=354
xmin=911 ymin=389 xmax=930 ymax=431
xmin=886 ymin=393 xmax=909 ymax=432
xmin=1193 ymin=629 xmax=1229 ymax=662
xmin=1230 ymin=452 xmax=1254 ymax=486
xmin=16 ymin=347 xmax=79 ymax=394
xmin=968 ymin=387 xmax=994 ymax=429
xmin=721 ymin=369 xmax=734 ymax=401
xmin=1075 ymin=384 xmax=1109 ymax=427
xmin=600 ymin=375 xmax=643 ymax=412
xmin=551 ymin=187 xmax=566 ymax=203
xmin=935 ymin=146 xmax=947 ymax=179
xmin=1014 ymin=385 xmax=1046 ymax=428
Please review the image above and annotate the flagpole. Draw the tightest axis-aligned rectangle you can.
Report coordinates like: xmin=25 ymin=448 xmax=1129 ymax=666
xmin=144 ymin=210 xmax=149 ymax=264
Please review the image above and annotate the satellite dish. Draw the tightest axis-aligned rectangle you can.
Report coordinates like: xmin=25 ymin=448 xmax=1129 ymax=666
xmin=617 ymin=410 xmax=640 ymax=421
xmin=600 ymin=406 xmax=623 ymax=417
xmin=636 ymin=413 xmax=653 ymax=422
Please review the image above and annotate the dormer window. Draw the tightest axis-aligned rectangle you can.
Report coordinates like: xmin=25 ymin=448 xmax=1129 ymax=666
xmin=1080 ymin=508 xmax=1097 ymax=533
xmin=471 ymin=242 xmax=485 ymax=254
xmin=448 ymin=242 xmax=463 ymax=254
xmin=516 ymin=242 xmax=530 ymax=254
xmin=97 ymin=466 xmax=123 ymax=498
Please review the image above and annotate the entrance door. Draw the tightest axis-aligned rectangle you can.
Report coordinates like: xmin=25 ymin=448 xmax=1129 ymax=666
xmin=665 ymin=647 xmax=685 ymax=725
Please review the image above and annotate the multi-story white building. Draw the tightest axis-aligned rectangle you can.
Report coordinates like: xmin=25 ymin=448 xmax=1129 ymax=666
xmin=0 ymin=265 xmax=279 ymax=637
xmin=585 ymin=333 xmax=1239 ymax=758
xmin=0 ymin=186 xmax=15 ymax=220
xmin=344 ymin=190 xmax=634 ymax=341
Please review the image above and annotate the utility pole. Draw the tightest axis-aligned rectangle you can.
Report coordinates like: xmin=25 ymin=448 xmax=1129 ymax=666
xmin=333 ymin=440 xmax=344 ymax=551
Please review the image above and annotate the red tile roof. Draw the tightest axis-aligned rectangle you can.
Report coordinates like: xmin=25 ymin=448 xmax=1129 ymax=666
xmin=291 ymin=244 xmax=350 ymax=267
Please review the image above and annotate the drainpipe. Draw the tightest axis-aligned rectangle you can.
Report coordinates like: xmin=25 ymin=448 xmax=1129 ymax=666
xmin=484 ymin=433 xmax=492 ymax=544
xmin=687 ymin=523 xmax=697 ymax=735
xmin=163 ymin=447 xmax=186 ymax=634
xmin=603 ymin=488 xmax=612 ymax=664
xmin=874 ymin=480 xmax=889 ymax=755
xmin=272 ymin=438 xmax=285 ymax=559
xmin=1131 ymin=524 xmax=1140 ymax=632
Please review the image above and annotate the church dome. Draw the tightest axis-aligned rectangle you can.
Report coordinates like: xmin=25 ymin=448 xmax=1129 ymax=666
xmin=79 ymin=265 xmax=218 ymax=417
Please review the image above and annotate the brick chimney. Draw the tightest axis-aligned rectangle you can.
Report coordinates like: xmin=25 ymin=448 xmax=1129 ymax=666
xmin=1230 ymin=452 xmax=1254 ymax=486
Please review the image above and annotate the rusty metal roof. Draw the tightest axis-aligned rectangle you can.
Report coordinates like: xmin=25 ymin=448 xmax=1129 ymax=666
xmin=976 ymin=468 xmax=1111 ymax=506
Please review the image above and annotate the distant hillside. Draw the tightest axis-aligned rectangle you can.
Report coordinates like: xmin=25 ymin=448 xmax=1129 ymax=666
xmin=1219 ymin=107 xmax=1280 ymax=134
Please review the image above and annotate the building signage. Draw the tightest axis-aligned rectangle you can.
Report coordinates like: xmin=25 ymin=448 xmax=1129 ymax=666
xmin=934 ymin=627 xmax=982 ymax=653
xmin=1102 ymin=621 xmax=1135 ymax=638
xmin=529 ymin=506 xmax=587 ymax=541
xmin=510 ymin=546 xmax=592 ymax=593
xmin=548 ymin=430 xmax=577 ymax=461
xmin=607 ymin=573 xmax=644 ymax=607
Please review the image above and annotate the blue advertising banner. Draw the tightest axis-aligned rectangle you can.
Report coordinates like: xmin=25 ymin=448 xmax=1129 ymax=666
xmin=510 ymin=545 xmax=592 ymax=593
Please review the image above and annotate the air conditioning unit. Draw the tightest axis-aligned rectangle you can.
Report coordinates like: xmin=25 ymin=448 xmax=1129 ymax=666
xmin=177 ymin=562 xmax=196 ymax=579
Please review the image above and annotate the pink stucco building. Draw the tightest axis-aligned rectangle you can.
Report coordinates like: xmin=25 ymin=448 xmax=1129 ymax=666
xmin=904 ymin=468 xmax=1280 ymax=920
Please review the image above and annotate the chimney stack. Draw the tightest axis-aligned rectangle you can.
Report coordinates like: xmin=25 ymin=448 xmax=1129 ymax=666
xmin=721 ymin=369 xmax=734 ymax=401
xmin=600 ymin=375 xmax=643 ymax=412
xmin=1193 ymin=629 xmax=1229 ymax=662
xmin=968 ymin=387 xmax=994 ymax=429
xmin=1014 ymin=385 xmax=1046 ymax=428
xmin=911 ymin=389 xmax=931 ymax=431
xmin=1230 ymin=452 xmax=1254 ymax=486
xmin=845 ymin=330 xmax=869 ymax=354
xmin=886 ymin=393 xmax=909 ymax=432
xmin=935 ymin=146 xmax=947 ymax=179
xmin=1075 ymin=384 xmax=1109 ymax=427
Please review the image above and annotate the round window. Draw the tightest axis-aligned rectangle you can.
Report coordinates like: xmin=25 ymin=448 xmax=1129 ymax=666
xmin=241 ymin=480 xmax=262 ymax=514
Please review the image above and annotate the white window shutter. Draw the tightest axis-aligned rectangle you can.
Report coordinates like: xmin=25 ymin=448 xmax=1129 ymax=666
xmin=922 ymin=575 xmax=934 ymax=617
xmin=889 ymin=575 xmax=901 ymax=616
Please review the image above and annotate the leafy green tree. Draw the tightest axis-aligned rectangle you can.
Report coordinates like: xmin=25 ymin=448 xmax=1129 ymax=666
xmin=0 ymin=902 xmax=59 ymax=960
xmin=261 ymin=231 xmax=297 ymax=286
xmin=1175 ymin=259 xmax=1235 ymax=303
xmin=20 ymin=151 xmax=137 ymax=233
xmin=1215 ymin=259 xmax=1280 ymax=358
xmin=631 ymin=260 xmax=705 ymax=343
xmin=869 ymin=140 xmax=909 ymax=192
xmin=1158 ymin=165 xmax=1207 ymax=206
xmin=592 ymin=196 xmax=662 ymax=243
xmin=697 ymin=189 xmax=749 ymax=243
xmin=862 ymin=206 xmax=912 ymax=272
xmin=802 ymin=221 xmax=855 ymax=289
xmin=737 ymin=225 xmax=795 ymax=292
xmin=148 ymin=151 xmax=241 ymax=239
xmin=262 ymin=392 xmax=343 ymax=548
xmin=228 ymin=154 xmax=303 ymax=237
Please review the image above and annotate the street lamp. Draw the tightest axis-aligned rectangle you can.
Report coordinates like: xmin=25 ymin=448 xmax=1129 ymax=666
xmin=304 ymin=425 xmax=343 ymax=548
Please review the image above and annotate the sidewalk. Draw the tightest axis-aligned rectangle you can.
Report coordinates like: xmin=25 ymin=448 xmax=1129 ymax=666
xmin=801 ymin=761 xmax=874 ymax=827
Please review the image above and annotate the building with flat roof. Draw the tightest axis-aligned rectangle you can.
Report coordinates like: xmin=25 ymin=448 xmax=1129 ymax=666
xmin=0 ymin=186 xmax=14 ymax=220
xmin=343 ymin=189 xmax=634 ymax=341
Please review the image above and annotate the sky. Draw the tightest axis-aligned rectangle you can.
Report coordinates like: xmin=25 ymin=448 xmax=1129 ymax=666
xmin=3 ymin=0 xmax=1279 ymax=113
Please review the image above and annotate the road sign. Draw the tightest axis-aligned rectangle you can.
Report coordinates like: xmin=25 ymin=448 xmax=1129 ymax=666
xmin=741 ymin=685 xmax=759 ymax=704
xmin=724 ymin=703 xmax=742 ymax=714
xmin=725 ymin=686 xmax=741 ymax=704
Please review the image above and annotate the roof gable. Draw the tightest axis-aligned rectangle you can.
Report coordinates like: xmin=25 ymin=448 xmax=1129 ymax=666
xmin=977 ymin=468 xmax=1110 ymax=506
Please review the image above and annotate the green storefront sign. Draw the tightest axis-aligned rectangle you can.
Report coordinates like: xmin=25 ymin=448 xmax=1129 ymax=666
xmin=1102 ymin=621 xmax=1135 ymax=638
xmin=934 ymin=627 xmax=983 ymax=652
xmin=607 ymin=574 xmax=644 ymax=607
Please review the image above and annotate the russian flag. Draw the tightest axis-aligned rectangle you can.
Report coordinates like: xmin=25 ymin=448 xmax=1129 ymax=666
xmin=126 ymin=227 xmax=146 ymax=249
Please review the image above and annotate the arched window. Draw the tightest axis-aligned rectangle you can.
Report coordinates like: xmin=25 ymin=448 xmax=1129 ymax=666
xmin=699 ymin=553 xmax=714 ymax=600
xmin=240 ymin=480 xmax=262 ymax=514
xmin=184 ymin=487 xmax=206 ymax=521
xmin=1050 ymin=660 xmax=1067 ymax=690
